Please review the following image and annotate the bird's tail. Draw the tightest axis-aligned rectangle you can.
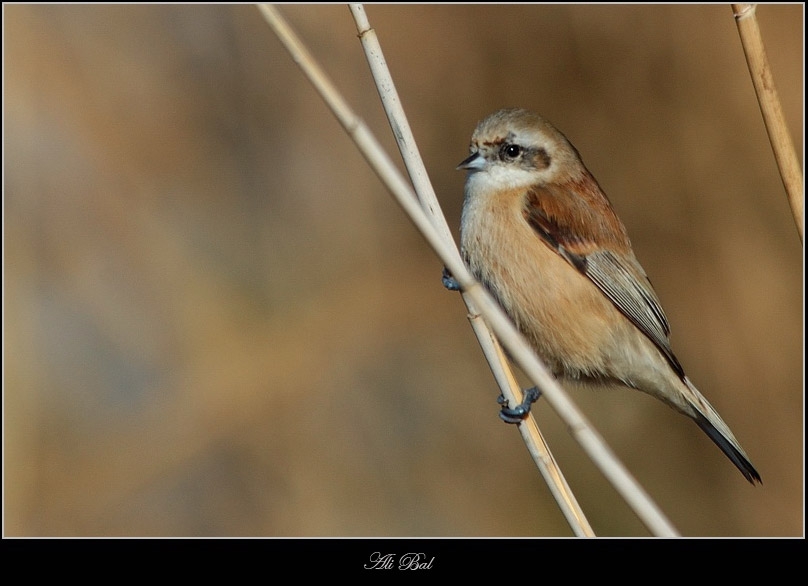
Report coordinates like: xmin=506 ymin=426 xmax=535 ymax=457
xmin=683 ymin=378 xmax=761 ymax=484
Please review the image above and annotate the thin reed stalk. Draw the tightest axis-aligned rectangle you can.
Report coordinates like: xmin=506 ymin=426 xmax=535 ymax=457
xmin=347 ymin=3 xmax=594 ymax=537
xmin=732 ymin=3 xmax=803 ymax=242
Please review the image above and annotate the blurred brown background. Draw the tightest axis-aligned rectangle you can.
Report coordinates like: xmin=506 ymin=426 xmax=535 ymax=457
xmin=4 ymin=4 xmax=803 ymax=537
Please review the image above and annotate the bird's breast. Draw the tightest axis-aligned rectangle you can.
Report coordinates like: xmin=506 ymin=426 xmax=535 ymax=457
xmin=460 ymin=185 xmax=633 ymax=378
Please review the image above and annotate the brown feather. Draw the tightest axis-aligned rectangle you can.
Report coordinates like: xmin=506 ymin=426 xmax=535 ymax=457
xmin=523 ymin=172 xmax=630 ymax=258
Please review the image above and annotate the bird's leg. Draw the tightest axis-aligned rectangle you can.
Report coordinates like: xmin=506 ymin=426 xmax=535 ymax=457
xmin=441 ymin=265 xmax=540 ymax=423
xmin=498 ymin=386 xmax=542 ymax=423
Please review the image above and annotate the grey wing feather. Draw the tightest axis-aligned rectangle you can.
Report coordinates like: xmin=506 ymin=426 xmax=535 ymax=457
xmin=583 ymin=250 xmax=685 ymax=378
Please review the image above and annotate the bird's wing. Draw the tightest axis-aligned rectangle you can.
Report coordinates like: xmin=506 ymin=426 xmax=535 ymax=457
xmin=523 ymin=194 xmax=685 ymax=379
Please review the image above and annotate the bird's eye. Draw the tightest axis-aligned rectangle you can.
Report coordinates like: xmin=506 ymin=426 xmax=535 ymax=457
xmin=501 ymin=144 xmax=522 ymax=161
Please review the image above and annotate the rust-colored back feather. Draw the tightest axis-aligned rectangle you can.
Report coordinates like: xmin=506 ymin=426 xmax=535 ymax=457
xmin=523 ymin=172 xmax=630 ymax=257
xmin=523 ymin=173 xmax=685 ymax=379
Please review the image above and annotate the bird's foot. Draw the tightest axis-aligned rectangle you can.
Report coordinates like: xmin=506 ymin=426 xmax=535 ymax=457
xmin=498 ymin=386 xmax=542 ymax=423
xmin=441 ymin=267 xmax=461 ymax=291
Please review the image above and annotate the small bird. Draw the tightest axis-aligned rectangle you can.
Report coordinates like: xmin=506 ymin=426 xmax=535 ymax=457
xmin=454 ymin=108 xmax=760 ymax=484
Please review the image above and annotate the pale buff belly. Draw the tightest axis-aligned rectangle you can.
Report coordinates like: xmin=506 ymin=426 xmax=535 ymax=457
xmin=462 ymin=204 xmax=650 ymax=382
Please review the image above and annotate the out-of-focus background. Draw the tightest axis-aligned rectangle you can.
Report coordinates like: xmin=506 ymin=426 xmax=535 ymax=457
xmin=4 ymin=4 xmax=802 ymax=537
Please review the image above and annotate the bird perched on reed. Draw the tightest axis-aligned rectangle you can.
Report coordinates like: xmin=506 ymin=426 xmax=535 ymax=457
xmin=453 ymin=108 xmax=760 ymax=483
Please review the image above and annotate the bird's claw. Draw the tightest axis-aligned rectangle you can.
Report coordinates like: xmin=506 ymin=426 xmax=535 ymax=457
xmin=498 ymin=386 xmax=542 ymax=424
xmin=442 ymin=267 xmax=461 ymax=291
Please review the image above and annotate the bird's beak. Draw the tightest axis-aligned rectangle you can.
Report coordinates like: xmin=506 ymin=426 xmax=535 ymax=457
xmin=457 ymin=151 xmax=486 ymax=171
